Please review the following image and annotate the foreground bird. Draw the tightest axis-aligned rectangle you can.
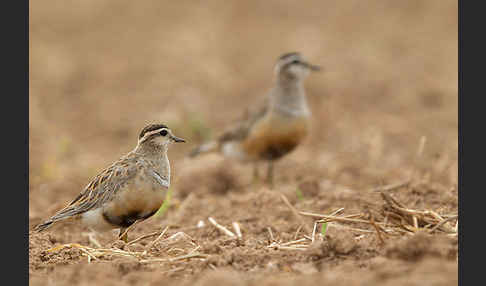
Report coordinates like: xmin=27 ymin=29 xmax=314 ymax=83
xmin=35 ymin=123 xmax=185 ymax=242
xmin=189 ymin=52 xmax=320 ymax=185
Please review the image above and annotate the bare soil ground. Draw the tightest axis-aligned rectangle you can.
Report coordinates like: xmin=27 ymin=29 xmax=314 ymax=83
xmin=29 ymin=1 xmax=458 ymax=285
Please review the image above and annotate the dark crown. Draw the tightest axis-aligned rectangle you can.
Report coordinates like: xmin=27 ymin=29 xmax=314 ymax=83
xmin=278 ymin=52 xmax=301 ymax=61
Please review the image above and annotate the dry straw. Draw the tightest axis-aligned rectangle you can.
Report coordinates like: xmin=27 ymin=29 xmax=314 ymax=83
xmin=44 ymin=225 xmax=206 ymax=267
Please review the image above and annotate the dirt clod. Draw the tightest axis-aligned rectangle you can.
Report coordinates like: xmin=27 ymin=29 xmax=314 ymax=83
xmin=385 ymin=231 xmax=457 ymax=262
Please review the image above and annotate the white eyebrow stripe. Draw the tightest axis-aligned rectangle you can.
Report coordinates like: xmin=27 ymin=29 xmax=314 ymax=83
xmin=282 ymin=55 xmax=301 ymax=64
xmin=150 ymin=170 xmax=170 ymax=188
xmin=140 ymin=128 xmax=168 ymax=142
xmin=145 ymin=128 xmax=166 ymax=137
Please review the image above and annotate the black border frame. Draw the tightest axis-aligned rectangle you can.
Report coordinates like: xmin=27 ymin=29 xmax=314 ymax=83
xmin=17 ymin=0 xmax=464 ymax=285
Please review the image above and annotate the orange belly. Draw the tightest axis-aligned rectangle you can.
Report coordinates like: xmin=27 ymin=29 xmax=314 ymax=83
xmin=242 ymin=113 xmax=309 ymax=161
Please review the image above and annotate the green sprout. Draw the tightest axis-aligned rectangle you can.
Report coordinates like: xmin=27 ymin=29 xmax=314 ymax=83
xmin=321 ymin=222 xmax=328 ymax=236
xmin=155 ymin=188 xmax=172 ymax=217
xmin=187 ymin=112 xmax=212 ymax=141
xmin=296 ymin=187 xmax=304 ymax=201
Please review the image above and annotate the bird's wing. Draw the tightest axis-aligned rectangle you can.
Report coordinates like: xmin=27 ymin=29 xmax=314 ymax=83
xmin=188 ymin=92 xmax=271 ymax=158
xmin=147 ymin=169 xmax=170 ymax=189
xmin=35 ymin=154 xmax=141 ymax=231
xmin=217 ymin=95 xmax=269 ymax=143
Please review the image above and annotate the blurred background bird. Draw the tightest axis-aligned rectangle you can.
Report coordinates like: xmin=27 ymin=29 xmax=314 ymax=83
xmin=189 ymin=52 xmax=320 ymax=186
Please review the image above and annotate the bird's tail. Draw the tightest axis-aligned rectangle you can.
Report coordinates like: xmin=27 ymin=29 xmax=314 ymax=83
xmin=188 ymin=141 xmax=219 ymax=158
xmin=33 ymin=220 xmax=54 ymax=232
xmin=33 ymin=212 xmax=76 ymax=232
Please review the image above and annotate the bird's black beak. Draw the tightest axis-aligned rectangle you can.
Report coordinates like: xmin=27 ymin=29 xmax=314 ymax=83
xmin=170 ymin=135 xmax=186 ymax=143
xmin=304 ymin=62 xmax=321 ymax=72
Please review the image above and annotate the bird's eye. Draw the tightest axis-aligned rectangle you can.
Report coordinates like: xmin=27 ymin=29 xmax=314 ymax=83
xmin=291 ymin=60 xmax=300 ymax=64
xmin=160 ymin=130 xmax=168 ymax=136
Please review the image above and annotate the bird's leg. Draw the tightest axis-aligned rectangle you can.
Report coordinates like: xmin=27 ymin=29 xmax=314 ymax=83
xmin=118 ymin=220 xmax=140 ymax=243
xmin=252 ymin=162 xmax=260 ymax=185
xmin=118 ymin=228 xmax=129 ymax=243
xmin=266 ymin=160 xmax=274 ymax=188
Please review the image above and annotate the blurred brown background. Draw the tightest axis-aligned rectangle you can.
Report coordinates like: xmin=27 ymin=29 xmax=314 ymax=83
xmin=29 ymin=0 xmax=457 ymax=216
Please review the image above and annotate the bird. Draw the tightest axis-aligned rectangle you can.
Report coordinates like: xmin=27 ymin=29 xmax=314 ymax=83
xmin=34 ymin=123 xmax=185 ymax=243
xmin=189 ymin=52 xmax=320 ymax=186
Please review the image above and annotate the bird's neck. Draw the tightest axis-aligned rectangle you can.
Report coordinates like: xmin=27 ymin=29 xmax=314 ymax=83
xmin=271 ymin=78 xmax=310 ymax=117
xmin=134 ymin=142 xmax=171 ymax=183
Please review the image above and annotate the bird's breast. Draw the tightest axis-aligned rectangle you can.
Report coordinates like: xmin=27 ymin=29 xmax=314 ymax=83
xmin=100 ymin=177 xmax=168 ymax=228
xmin=242 ymin=113 xmax=310 ymax=160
